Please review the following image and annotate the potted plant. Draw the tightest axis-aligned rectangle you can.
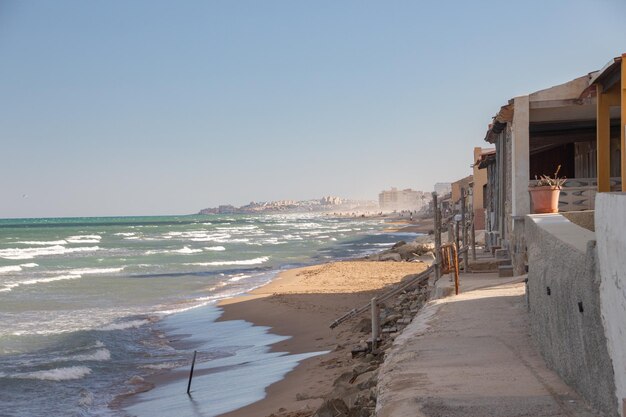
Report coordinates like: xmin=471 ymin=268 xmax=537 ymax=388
xmin=529 ymin=165 xmax=566 ymax=214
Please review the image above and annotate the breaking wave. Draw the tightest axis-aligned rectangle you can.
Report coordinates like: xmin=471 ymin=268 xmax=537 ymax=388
xmin=12 ymin=366 xmax=92 ymax=381
xmin=0 ymin=274 xmax=84 ymax=292
xmin=0 ymin=245 xmax=100 ymax=260
xmin=69 ymin=348 xmax=111 ymax=362
xmin=99 ymin=319 xmax=150 ymax=331
xmin=187 ymin=256 xmax=269 ymax=266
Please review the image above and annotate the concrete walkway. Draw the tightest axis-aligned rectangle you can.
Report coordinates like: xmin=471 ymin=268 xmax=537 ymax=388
xmin=376 ymin=272 xmax=600 ymax=417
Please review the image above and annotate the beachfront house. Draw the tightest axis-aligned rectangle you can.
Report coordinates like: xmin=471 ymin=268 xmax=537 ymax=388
xmin=480 ymin=54 xmax=626 ymax=417
xmin=450 ymin=175 xmax=473 ymax=215
xmin=481 ymin=63 xmax=624 ymax=265
xmin=471 ymin=147 xmax=493 ymax=231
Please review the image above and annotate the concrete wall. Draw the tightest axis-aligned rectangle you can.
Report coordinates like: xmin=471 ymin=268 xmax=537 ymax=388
xmin=596 ymin=193 xmax=626 ymax=416
xmin=526 ymin=214 xmax=617 ymax=416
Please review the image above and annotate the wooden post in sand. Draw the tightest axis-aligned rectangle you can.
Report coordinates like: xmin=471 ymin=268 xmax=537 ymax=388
xmin=432 ymin=192 xmax=441 ymax=280
xmin=187 ymin=350 xmax=197 ymax=395
xmin=461 ymin=188 xmax=469 ymax=272
xmin=371 ymin=297 xmax=380 ymax=350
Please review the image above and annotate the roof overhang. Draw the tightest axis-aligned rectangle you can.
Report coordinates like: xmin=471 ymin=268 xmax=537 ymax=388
xmin=590 ymin=56 xmax=622 ymax=91
xmin=476 ymin=149 xmax=496 ymax=169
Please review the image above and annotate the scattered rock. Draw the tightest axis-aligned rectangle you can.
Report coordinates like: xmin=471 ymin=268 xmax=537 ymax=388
xmin=382 ymin=313 xmax=401 ymax=326
xmin=313 ymin=398 xmax=349 ymax=417
xmin=391 ymin=241 xmax=407 ymax=250
xmin=352 ymin=318 xmax=371 ymax=333
xmin=378 ymin=253 xmax=402 ymax=262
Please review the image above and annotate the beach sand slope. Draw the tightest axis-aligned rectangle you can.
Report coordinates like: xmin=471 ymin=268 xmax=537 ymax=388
xmin=217 ymin=260 xmax=426 ymax=417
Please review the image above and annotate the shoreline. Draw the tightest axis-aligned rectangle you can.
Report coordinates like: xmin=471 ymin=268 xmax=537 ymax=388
xmin=119 ymin=216 xmax=433 ymax=417
xmin=215 ymin=260 xmax=428 ymax=417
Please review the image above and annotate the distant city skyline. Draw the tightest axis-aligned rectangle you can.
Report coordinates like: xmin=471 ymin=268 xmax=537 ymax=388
xmin=1 ymin=1 xmax=625 ymax=218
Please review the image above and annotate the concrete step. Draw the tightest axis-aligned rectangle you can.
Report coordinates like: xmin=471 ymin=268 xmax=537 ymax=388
xmin=497 ymin=259 xmax=512 ymax=266
xmin=468 ymin=259 xmax=499 ymax=272
xmin=494 ymin=248 xmax=510 ymax=259
xmin=490 ymin=245 xmax=501 ymax=256
xmin=498 ymin=265 xmax=514 ymax=277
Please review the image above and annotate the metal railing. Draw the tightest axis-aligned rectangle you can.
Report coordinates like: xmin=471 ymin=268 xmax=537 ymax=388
xmin=329 ymin=264 xmax=435 ymax=330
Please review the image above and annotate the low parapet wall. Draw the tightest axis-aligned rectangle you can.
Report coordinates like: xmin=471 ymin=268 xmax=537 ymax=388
xmin=526 ymin=214 xmax=617 ymax=416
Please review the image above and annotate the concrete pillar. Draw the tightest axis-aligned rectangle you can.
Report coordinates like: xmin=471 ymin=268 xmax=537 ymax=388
xmin=512 ymin=95 xmax=530 ymax=216
xmin=597 ymin=84 xmax=611 ymax=192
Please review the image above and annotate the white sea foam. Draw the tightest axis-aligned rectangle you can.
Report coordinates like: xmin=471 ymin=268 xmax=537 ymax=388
xmin=66 ymin=235 xmax=101 ymax=241
xmin=228 ymin=274 xmax=251 ymax=282
xmin=0 ymin=274 xmax=83 ymax=292
xmin=0 ymin=266 xmax=122 ymax=292
xmin=17 ymin=240 xmax=67 ymax=245
xmin=66 ymin=267 xmax=124 ymax=275
xmin=69 ymin=348 xmax=111 ymax=362
xmin=173 ymin=246 xmax=203 ymax=254
xmin=140 ymin=362 xmax=180 ymax=370
xmin=0 ymin=265 xmax=23 ymax=274
xmin=100 ymin=319 xmax=149 ymax=331
xmin=13 ymin=366 xmax=92 ymax=381
xmin=204 ymin=246 xmax=226 ymax=251
xmin=114 ymin=232 xmax=135 ymax=237
xmin=186 ymin=256 xmax=269 ymax=267
xmin=21 ymin=263 xmax=38 ymax=268
xmin=219 ymin=238 xmax=249 ymax=243
xmin=0 ymin=245 xmax=99 ymax=260
xmin=78 ymin=390 xmax=94 ymax=407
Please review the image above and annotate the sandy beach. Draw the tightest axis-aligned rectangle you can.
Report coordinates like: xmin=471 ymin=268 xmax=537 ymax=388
xmin=217 ymin=260 xmax=427 ymax=417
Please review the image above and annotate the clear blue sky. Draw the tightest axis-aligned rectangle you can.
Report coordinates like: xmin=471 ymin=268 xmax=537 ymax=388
xmin=1 ymin=0 xmax=624 ymax=218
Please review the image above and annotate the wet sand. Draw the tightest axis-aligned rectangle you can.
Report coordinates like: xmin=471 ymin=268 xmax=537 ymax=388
xmin=217 ymin=260 xmax=427 ymax=417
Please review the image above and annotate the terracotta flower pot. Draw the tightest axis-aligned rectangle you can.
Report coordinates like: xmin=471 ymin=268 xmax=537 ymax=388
xmin=529 ymin=186 xmax=561 ymax=214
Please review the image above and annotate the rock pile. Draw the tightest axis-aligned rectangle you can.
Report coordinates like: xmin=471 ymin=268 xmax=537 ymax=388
xmin=364 ymin=239 xmax=435 ymax=263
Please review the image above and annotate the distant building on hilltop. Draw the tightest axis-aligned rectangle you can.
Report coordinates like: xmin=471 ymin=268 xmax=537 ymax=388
xmin=320 ymin=196 xmax=343 ymax=205
xmin=378 ymin=188 xmax=426 ymax=212
xmin=434 ymin=182 xmax=452 ymax=196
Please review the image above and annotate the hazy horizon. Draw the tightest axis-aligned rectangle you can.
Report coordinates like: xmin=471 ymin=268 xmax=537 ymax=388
xmin=1 ymin=1 xmax=625 ymax=218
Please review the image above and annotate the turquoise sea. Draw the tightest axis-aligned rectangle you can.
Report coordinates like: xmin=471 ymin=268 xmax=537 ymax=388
xmin=0 ymin=214 xmax=413 ymax=417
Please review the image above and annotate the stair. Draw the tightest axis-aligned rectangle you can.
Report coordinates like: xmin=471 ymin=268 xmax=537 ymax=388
xmin=498 ymin=265 xmax=514 ymax=277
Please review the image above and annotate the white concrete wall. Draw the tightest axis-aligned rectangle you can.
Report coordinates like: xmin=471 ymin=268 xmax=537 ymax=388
xmin=526 ymin=214 xmax=617 ymax=416
xmin=596 ymin=193 xmax=626 ymax=416
xmin=512 ymin=95 xmax=530 ymax=217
